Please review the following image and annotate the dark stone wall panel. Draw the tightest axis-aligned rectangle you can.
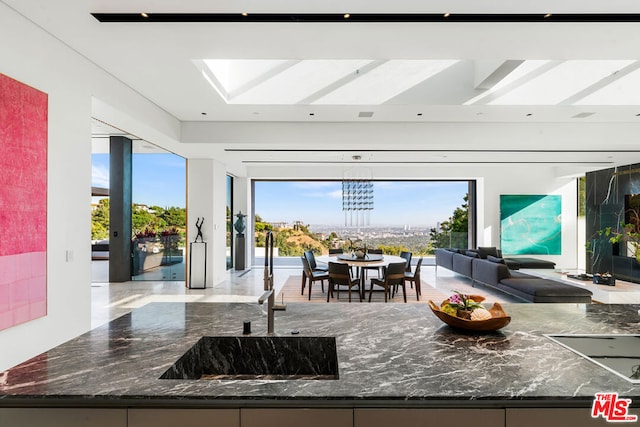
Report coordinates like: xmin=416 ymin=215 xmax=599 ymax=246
xmin=586 ymin=163 xmax=640 ymax=282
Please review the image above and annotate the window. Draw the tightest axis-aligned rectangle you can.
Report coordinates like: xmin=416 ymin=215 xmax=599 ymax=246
xmin=226 ymin=175 xmax=234 ymax=270
xmin=252 ymin=180 xmax=474 ymax=264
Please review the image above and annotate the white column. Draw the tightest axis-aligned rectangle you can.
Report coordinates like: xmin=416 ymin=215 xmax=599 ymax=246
xmin=187 ymin=159 xmax=227 ymax=286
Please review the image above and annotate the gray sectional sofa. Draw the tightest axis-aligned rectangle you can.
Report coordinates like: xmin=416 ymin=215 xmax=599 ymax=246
xmin=435 ymin=248 xmax=592 ymax=303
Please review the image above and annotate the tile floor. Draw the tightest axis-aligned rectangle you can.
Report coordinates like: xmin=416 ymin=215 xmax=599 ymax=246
xmin=91 ymin=259 xmax=521 ymax=329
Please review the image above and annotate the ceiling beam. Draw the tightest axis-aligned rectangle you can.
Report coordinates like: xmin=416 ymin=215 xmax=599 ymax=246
xmin=299 ymin=60 xmax=387 ymax=105
xmin=229 ymin=60 xmax=300 ymax=101
xmin=558 ymin=60 xmax=640 ymax=105
xmin=474 ymin=60 xmax=525 ymax=90
xmin=466 ymin=60 xmax=563 ymax=105
xmin=200 ymin=65 xmax=229 ymax=101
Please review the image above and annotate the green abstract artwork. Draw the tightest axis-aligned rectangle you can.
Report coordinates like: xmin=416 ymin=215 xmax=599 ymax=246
xmin=500 ymin=195 xmax=562 ymax=255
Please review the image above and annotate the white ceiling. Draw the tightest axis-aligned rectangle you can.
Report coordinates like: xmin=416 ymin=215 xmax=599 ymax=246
xmin=5 ymin=0 xmax=640 ymax=170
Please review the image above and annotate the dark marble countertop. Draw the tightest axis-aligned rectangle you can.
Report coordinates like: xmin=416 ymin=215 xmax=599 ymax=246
xmin=1 ymin=301 xmax=640 ymax=408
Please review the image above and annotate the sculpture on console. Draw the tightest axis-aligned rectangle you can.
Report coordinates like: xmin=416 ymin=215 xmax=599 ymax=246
xmin=234 ymin=211 xmax=247 ymax=235
xmin=194 ymin=217 xmax=205 ymax=243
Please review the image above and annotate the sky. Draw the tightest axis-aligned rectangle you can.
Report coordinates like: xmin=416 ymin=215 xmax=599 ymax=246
xmin=91 ymin=154 xmax=467 ymax=226
xmin=254 ymin=181 xmax=469 ymax=228
xmin=92 ymin=153 xmax=186 ymax=208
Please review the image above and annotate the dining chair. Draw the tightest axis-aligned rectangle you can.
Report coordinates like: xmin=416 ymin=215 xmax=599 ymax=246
xmin=301 ymin=256 xmax=329 ymax=300
xmin=369 ymin=262 xmax=407 ymax=303
xmin=362 ymin=248 xmax=384 ymax=280
xmin=328 ymin=262 xmax=361 ymax=302
xmin=328 ymin=248 xmax=355 ymax=274
xmin=403 ymin=257 xmax=423 ymax=301
xmin=304 ymin=250 xmax=328 ymax=272
xmin=399 ymin=251 xmax=413 ymax=272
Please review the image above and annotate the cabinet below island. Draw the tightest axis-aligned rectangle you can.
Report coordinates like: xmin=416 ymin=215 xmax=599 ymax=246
xmin=0 ymin=407 xmax=625 ymax=427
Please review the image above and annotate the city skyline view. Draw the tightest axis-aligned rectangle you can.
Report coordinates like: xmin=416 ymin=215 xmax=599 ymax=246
xmin=254 ymin=180 xmax=469 ymax=228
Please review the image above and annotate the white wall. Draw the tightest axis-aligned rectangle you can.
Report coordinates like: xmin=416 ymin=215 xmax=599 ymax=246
xmin=0 ymin=4 xmax=181 ymax=371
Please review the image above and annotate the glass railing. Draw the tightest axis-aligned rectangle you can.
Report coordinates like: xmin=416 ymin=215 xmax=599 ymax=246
xmin=430 ymin=231 xmax=470 ymax=251
xmin=132 ymin=234 xmax=185 ymax=280
xmin=252 ymin=230 xmax=470 ymax=267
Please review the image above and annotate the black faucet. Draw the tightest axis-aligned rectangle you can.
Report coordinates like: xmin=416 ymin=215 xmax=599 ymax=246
xmin=258 ymin=231 xmax=285 ymax=334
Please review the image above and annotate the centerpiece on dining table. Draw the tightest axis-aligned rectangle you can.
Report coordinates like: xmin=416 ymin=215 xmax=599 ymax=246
xmin=428 ymin=291 xmax=511 ymax=332
xmin=346 ymin=240 xmax=368 ymax=259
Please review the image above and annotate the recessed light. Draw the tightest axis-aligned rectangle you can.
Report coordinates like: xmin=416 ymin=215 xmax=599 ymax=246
xmin=241 ymin=12 xmax=248 ymax=17
xmin=526 ymin=113 xmax=533 ymax=117
xmin=444 ymin=12 xmax=451 ymax=18
xmin=417 ymin=113 xmax=423 ymax=116
xmin=352 ymin=155 xmax=361 ymax=161
xmin=544 ymin=13 xmax=552 ymax=19
xmin=343 ymin=13 xmax=350 ymax=19
xmin=636 ymin=113 xmax=640 ymax=117
xmin=141 ymin=12 xmax=149 ymax=18
xmin=309 ymin=113 xmax=315 ymax=116
xmin=201 ymin=112 xmax=207 ymax=115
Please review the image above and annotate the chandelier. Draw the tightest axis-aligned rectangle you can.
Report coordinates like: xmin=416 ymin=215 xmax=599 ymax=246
xmin=342 ymin=167 xmax=374 ymax=228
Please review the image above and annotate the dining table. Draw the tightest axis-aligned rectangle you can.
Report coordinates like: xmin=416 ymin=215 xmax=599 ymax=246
xmin=316 ymin=253 xmax=407 ymax=300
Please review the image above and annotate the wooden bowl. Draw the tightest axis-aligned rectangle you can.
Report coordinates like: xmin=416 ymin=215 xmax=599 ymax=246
xmin=427 ymin=297 xmax=511 ymax=332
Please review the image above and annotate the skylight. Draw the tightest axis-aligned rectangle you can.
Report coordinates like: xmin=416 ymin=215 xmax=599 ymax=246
xmin=488 ymin=60 xmax=635 ymax=105
xmin=204 ymin=59 xmax=291 ymax=96
xmin=200 ymin=58 xmax=640 ymax=107
xmin=231 ymin=60 xmax=372 ymax=105
xmin=576 ymin=66 xmax=640 ymax=105
xmin=313 ymin=60 xmax=458 ymax=105
xmin=202 ymin=59 xmax=458 ymax=105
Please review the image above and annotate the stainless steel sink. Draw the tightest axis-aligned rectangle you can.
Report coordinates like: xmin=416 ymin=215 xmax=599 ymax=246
xmin=545 ymin=334 xmax=640 ymax=383
xmin=160 ymin=336 xmax=339 ymax=380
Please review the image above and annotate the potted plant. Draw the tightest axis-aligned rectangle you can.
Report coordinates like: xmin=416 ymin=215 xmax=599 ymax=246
xmin=602 ymin=222 xmax=640 ymax=263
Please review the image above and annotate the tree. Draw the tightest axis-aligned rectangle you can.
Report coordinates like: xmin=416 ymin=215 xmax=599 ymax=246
xmin=132 ymin=208 xmax=165 ymax=232
xmin=254 ymin=214 xmax=273 ymax=245
xmin=160 ymin=206 xmax=186 ymax=227
xmin=91 ymin=198 xmax=110 ymax=240
xmin=91 ymin=221 xmax=108 ymax=241
xmin=377 ymin=244 xmax=410 ymax=256
xmin=429 ymin=194 xmax=469 ymax=250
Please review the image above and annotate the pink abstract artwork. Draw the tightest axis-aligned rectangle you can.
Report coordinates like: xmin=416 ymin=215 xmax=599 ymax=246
xmin=0 ymin=73 xmax=47 ymax=331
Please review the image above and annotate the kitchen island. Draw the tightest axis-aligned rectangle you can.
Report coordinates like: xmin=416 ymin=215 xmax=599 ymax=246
xmin=1 ymin=301 xmax=639 ymax=426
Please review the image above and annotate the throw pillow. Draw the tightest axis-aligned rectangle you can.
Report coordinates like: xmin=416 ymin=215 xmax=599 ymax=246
xmin=487 ymin=255 xmax=505 ymax=264
xmin=465 ymin=250 xmax=480 ymax=258
xmin=477 ymin=246 xmax=499 ymax=259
